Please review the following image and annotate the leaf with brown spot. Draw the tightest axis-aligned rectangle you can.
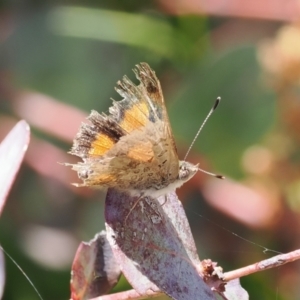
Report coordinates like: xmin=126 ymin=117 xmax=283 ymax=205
xmin=70 ymin=231 xmax=121 ymax=300
xmin=105 ymin=189 xmax=216 ymax=300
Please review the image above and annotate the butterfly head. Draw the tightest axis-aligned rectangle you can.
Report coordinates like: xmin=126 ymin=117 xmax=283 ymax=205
xmin=178 ymin=161 xmax=199 ymax=183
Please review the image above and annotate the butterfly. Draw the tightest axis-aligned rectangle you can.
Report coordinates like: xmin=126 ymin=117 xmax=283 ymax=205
xmin=69 ymin=63 xmax=222 ymax=198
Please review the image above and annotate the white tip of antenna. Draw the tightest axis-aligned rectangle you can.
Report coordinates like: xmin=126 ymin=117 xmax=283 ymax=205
xmin=213 ymin=97 xmax=221 ymax=110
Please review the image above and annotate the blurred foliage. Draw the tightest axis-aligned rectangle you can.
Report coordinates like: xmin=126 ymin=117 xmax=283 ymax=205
xmin=0 ymin=1 xmax=300 ymax=300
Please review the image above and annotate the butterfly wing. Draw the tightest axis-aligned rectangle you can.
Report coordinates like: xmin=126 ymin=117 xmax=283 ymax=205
xmin=70 ymin=63 xmax=179 ymax=192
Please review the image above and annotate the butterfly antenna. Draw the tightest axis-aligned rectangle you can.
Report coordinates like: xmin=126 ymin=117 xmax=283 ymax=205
xmin=197 ymin=166 xmax=225 ymax=179
xmin=184 ymin=97 xmax=221 ymax=161
xmin=0 ymin=246 xmax=44 ymax=300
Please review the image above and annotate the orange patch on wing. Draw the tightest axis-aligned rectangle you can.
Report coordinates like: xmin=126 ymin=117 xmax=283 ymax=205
xmin=120 ymin=102 xmax=149 ymax=132
xmin=127 ymin=141 xmax=154 ymax=162
xmin=88 ymin=134 xmax=115 ymax=156
xmin=93 ymin=173 xmax=116 ymax=185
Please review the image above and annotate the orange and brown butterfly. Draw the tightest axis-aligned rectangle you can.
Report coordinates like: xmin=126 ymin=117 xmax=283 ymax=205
xmin=68 ymin=63 xmax=221 ymax=198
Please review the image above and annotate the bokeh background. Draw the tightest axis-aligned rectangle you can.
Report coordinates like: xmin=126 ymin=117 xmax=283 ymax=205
xmin=1 ymin=1 xmax=300 ymax=299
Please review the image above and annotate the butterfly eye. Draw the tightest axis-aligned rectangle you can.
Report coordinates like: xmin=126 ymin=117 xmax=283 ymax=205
xmin=178 ymin=167 xmax=189 ymax=180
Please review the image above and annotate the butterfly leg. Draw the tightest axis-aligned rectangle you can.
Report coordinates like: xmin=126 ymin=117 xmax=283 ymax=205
xmin=124 ymin=193 xmax=144 ymax=225
xmin=160 ymin=194 xmax=168 ymax=206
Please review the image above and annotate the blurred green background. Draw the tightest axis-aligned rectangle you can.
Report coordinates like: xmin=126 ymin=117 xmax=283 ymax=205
xmin=1 ymin=1 xmax=300 ymax=299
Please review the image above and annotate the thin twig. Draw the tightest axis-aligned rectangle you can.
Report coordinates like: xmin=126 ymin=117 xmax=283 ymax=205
xmin=90 ymin=289 xmax=163 ymax=300
xmin=223 ymin=249 xmax=300 ymax=282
